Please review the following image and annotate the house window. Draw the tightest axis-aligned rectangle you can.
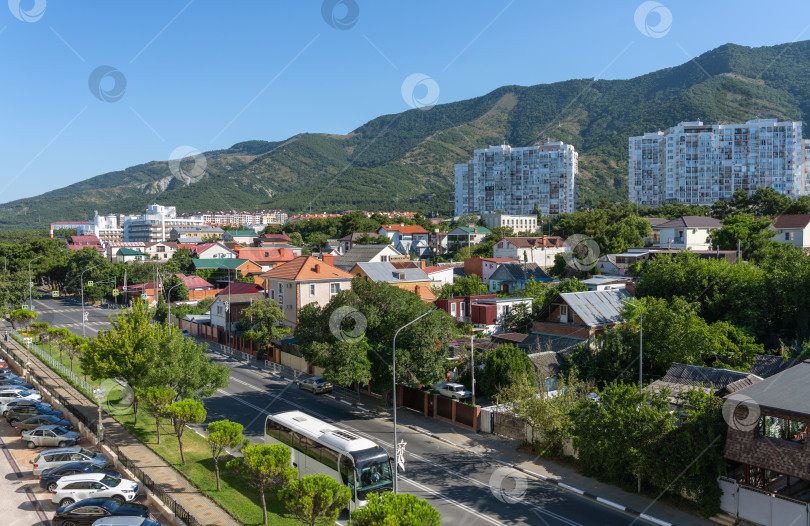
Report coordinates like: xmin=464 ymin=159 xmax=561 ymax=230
xmin=217 ymin=306 xmax=224 ymax=315
xmin=270 ymin=290 xmax=275 ymax=300
xmin=330 ymin=283 xmax=340 ymax=295
xmin=758 ymin=414 xmax=807 ymax=444
xmin=278 ymin=283 xmax=283 ymax=294
xmin=309 ymin=284 xmax=316 ymax=297
xmin=786 ymin=232 xmax=794 ymax=241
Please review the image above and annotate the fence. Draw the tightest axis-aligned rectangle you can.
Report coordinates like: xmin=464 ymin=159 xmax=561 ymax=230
xmin=11 ymin=332 xmax=90 ymax=393
xmin=719 ymin=476 xmax=810 ymax=526
xmin=104 ymin=438 xmax=206 ymax=526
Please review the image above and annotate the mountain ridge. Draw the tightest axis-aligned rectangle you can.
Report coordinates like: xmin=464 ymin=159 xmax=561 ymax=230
xmin=2 ymin=40 xmax=809 ymax=229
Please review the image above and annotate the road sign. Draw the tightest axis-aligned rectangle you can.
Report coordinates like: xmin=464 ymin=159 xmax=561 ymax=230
xmin=30 ymin=281 xmax=34 ymax=287
xmin=21 ymin=305 xmax=29 ymax=310
xmin=141 ymin=293 xmax=148 ymax=300
xmin=51 ymin=291 xmax=59 ymax=298
xmin=88 ymin=281 xmax=94 ymax=287
xmin=112 ymin=290 xmax=120 ymax=296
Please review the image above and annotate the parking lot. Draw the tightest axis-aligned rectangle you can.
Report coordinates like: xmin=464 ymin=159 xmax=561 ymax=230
xmin=0 ymin=403 xmax=164 ymax=526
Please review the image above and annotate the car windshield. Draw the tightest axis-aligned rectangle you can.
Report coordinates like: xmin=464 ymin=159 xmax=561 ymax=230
xmin=101 ymin=474 xmax=121 ymax=486
xmin=79 ymin=448 xmax=97 ymax=458
xmin=357 ymin=459 xmax=393 ymax=491
xmin=17 ymin=390 xmax=32 ymax=397
xmin=52 ymin=427 xmax=68 ymax=435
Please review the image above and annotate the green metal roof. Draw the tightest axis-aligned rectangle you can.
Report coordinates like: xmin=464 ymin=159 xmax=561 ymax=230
xmin=226 ymin=230 xmax=258 ymax=237
xmin=117 ymin=248 xmax=148 ymax=256
xmin=193 ymin=258 xmax=250 ymax=269
xmin=455 ymin=226 xmax=491 ymax=234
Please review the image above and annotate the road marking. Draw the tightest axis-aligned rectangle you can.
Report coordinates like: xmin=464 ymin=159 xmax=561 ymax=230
xmin=400 ymin=476 xmax=504 ymax=526
xmin=597 ymin=496 xmax=626 ymax=511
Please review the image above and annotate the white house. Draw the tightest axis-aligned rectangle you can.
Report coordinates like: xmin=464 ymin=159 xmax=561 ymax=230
xmin=492 ymin=236 xmax=569 ymax=267
xmin=655 ymin=216 xmax=720 ymax=251
xmin=771 ymin=215 xmax=810 ymax=248
xmin=143 ymin=242 xmax=178 ymax=261
xmin=194 ymin=242 xmax=237 ymax=259
xmin=423 ymin=266 xmax=455 ymax=287
xmin=378 ymin=224 xmax=430 ymax=256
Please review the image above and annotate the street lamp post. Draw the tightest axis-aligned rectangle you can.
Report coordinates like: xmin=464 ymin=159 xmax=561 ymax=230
xmin=622 ymin=298 xmax=643 ymax=493
xmin=4 ymin=249 xmax=24 ymax=272
xmin=392 ymin=307 xmax=436 ymax=494
xmin=28 ymin=255 xmax=44 ymax=311
xmin=93 ymin=388 xmax=106 ymax=446
xmin=166 ymin=281 xmax=184 ymax=324
xmin=81 ymin=264 xmax=103 ymax=337
xmin=468 ymin=327 xmax=485 ymax=406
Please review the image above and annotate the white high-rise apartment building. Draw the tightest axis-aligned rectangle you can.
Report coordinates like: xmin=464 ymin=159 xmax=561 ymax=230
xmin=454 ymin=141 xmax=578 ymax=218
xmin=629 ymin=119 xmax=805 ymax=207
xmin=123 ymin=204 xmax=204 ymax=242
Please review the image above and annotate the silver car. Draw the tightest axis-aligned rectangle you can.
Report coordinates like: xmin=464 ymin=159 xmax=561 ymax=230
xmin=92 ymin=517 xmax=167 ymax=526
xmin=52 ymin=472 xmax=139 ymax=507
xmin=298 ymin=376 xmax=333 ymax=394
xmin=22 ymin=425 xmax=80 ymax=449
xmin=32 ymin=447 xmax=109 ymax=476
xmin=0 ymin=388 xmax=41 ymax=405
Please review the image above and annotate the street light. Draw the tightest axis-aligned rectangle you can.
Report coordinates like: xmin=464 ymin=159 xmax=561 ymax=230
xmin=469 ymin=327 xmax=485 ymax=406
xmin=622 ymin=297 xmax=643 ymax=493
xmin=93 ymin=388 xmax=106 ymax=446
xmin=166 ymin=281 xmax=185 ymax=324
xmin=28 ymin=255 xmax=45 ymax=312
xmin=392 ymin=306 xmax=437 ymax=494
xmin=3 ymin=249 xmax=24 ymax=272
xmin=81 ymin=264 xmax=103 ymax=337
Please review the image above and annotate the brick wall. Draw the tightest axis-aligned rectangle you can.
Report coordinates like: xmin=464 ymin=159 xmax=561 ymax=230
xmin=531 ymin=321 xmax=590 ymax=339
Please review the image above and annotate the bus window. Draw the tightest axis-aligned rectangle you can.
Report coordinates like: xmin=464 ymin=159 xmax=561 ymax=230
xmin=339 ymin=455 xmax=356 ymax=495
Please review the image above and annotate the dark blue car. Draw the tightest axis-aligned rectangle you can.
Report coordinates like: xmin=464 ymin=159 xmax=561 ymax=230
xmin=52 ymin=498 xmax=149 ymax=526
xmin=39 ymin=462 xmax=121 ymax=492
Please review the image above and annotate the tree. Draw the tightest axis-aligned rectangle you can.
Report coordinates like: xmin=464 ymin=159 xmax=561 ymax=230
xmin=64 ymin=334 xmax=89 ymax=373
xmin=280 ymin=474 xmax=351 ymax=526
xmin=140 ymin=386 xmax=176 ymax=445
xmin=308 ymin=337 xmax=372 ymax=389
xmin=712 ymin=214 xmax=776 ymax=257
xmin=349 ymin=492 xmax=440 ymax=526
xmin=288 ymin=232 xmax=304 ymax=247
xmin=499 ymin=303 xmax=532 ymax=333
xmin=227 ymin=444 xmax=298 ymax=524
xmin=167 ymin=399 xmax=207 ymax=464
xmin=452 ymin=246 xmax=472 ymax=262
xmin=139 ymin=335 xmax=230 ymax=401
xmin=46 ymin=327 xmax=70 ymax=359
xmin=207 ymin=420 xmax=248 ymax=491
xmin=478 ymin=344 xmax=535 ymax=397
xmin=29 ymin=321 xmax=50 ymax=341
xmin=237 ymin=299 xmax=290 ymax=358
xmin=0 ymin=271 xmax=30 ymax=319
xmin=167 ymin=247 xmax=195 ymax=274
xmin=9 ymin=308 xmax=37 ymax=332
xmin=162 ymin=274 xmax=189 ymax=303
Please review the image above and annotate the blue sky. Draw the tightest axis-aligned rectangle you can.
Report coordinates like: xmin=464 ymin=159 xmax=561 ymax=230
xmin=2 ymin=0 xmax=810 ymax=202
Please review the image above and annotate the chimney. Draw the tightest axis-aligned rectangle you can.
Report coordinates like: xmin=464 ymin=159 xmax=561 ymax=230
xmin=314 ymin=263 xmax=321 ymax=274
xmin=400 ymin=223 xmax=405 ymax=227
xmin=542 ymin=234 xmax=548 ymax=245
xmin=322 ymin=253 xmax=335 ymax=266
xmin=420 ymin=260 xmax=425 ymax=269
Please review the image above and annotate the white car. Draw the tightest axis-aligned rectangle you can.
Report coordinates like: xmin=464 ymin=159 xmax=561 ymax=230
xmin=52 ymin=472 xmax=139 ymax=507
xmin=433 ymin=381 xmax=473 ymax=400
xmin=0 ymin=389 xmax=41 ymax=405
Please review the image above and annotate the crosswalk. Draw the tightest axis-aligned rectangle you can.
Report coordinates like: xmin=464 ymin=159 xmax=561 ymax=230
xmin=46 ymin=321 xmax=110 ymax=329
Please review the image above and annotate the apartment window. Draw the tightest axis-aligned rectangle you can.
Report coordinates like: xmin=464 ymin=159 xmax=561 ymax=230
xmin=278 ymin=283 xmax=283 ymax=294
xmin=270 ymin=290 xmax=275 ymax=300
xmin=330 ymin=283 xmax=340 ymax=295
xmin=309 ymin=284 xmax=316 ymax=297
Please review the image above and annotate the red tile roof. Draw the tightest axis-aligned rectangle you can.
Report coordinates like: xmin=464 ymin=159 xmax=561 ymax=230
xmin=236 ymin=247 xmax=297 ymax=264
xmin=260 ymin=256 xmax=354 ymax=281
xmin=773 ymin=214 xmax=810 ymax=229
xmin=216 ymin=282 xmax=264 ymax=296
xmin=380 ymin=224 xmax=428 ymax=234
xmin=175 ymin=273 xmax=214 ymax=290
xmin=502 ymin=237 xmax=567 ymax=248
xmin=69 ymin=235 xmax=101 ymax=245
xmin=422 ymin=266 xmax=453 ymax=274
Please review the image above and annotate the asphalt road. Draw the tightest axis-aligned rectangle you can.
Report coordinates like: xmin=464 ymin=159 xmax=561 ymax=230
xmin=29 ymin=293 xmax=122 ymax=337
xmin=203 ymin=354 xmax=653 ymax=526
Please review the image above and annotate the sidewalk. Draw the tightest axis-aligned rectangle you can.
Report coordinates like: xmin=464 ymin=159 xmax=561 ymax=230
xmin=353 ymin=389 xmax=717 ymax=526
xmin=0 ymin=324 xmax=239 ymax=526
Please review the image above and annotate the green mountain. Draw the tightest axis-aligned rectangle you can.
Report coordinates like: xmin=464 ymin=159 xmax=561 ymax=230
xmin=2 ymin=40 xmax=810 ymax=229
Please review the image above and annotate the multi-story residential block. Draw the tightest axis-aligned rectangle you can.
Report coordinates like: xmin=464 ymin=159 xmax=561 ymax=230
xmin=169 ymin=226 xmax=224 ymax=241
xmin=481 ymin=212 xmax=539 ymax=233
xmin=123 ymin=204 xmax=204 ymax=242
xmin=454 ymin=141 xmax=578 ymax=218
xmin=629 ymin=119 xmax=806 ymax=207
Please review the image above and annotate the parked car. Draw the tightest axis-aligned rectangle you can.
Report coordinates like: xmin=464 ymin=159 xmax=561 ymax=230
xmin=22 ymin=425 xmax=80 ymax=449
xmin=180 ymin=329 xmax=192 ymax=339
xmin=92 ymin=518 xmax=167 ymax=526
xmin=0 ymin=398 xmax=49 ymax=415
xmin=52 ymin=473 xmax=139 ymax=507
xmin=6 ymin=402 xmax=62 ymax=424
xmin=52 ymin=498 xmax=149 ymax=526
xmin=0 ymin=377 xmax=35 ymax=389
xmin=40 ymin=462 xmax=121 ymax=492
xmin=32 ymin=447 xmax=109 ymax=476
xmin=298 ymin=376 xmax=333 ymax=394
xmin=0 ymin=388 xmax=41 ymax=405
xmin=433 ymin=381 xmax=473 ymax=400
xmin=14 ymin=414 xmax=74 ymax=432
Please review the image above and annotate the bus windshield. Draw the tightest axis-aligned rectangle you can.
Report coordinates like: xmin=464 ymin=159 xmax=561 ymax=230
xmin=356 ymin=457 xmax=393 ymax=492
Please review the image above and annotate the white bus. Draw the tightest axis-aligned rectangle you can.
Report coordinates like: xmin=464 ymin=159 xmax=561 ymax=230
xmin=264 ymin=410 xmax=393 ymax=509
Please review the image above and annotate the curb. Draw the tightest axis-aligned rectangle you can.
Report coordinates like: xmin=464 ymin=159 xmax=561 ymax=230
xmin=404 ymin=424 xmax=675 ymax=526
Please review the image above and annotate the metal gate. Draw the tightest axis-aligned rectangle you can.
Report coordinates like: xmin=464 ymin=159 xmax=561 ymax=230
xmin=493 ymin=411 xmax=526 ymax=441
xmin=401 ymin=386 xmax=427 ymax=414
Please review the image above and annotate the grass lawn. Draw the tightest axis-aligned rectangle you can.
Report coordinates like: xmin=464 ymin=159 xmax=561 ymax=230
xmin=116 ymin=404 xmax=300 ymax=526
